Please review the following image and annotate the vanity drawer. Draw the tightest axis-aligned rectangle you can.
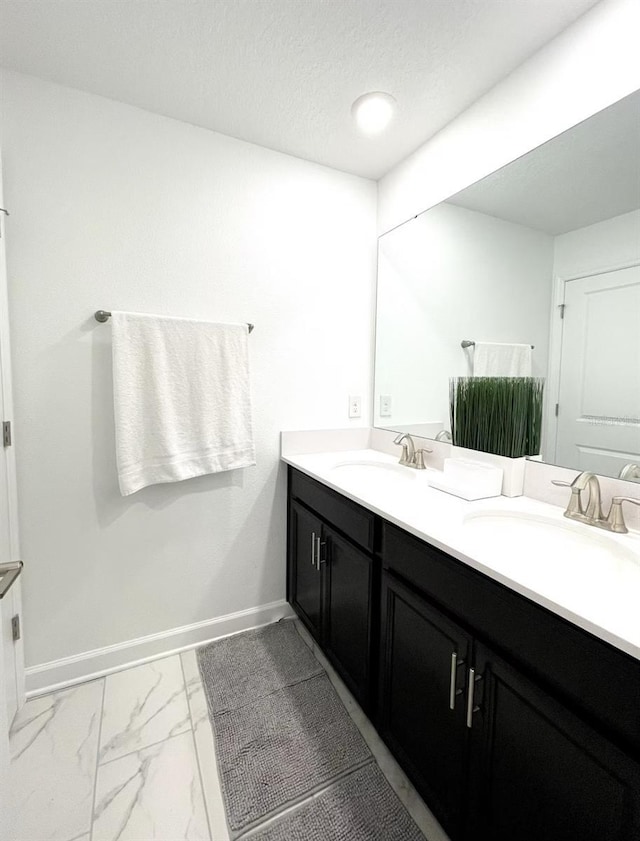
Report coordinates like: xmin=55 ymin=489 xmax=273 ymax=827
xmin=382 ymin=520 xmax=640 ymax=756
xmin=289 ymin=468 xmax=375 ymax=552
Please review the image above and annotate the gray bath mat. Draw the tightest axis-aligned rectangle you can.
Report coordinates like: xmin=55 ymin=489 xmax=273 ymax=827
xmin=248 ymin=762 xmax=426 ymax=841
xmin=214 ymin=673 xmax=372 ymax=832
xmin=197 ymin=620 xmax=426 ymax=839
xmin=197 ymin=619 xmax=323 ymax=713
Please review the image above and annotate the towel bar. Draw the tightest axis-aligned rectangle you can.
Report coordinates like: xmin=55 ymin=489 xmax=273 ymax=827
xmin=95 ymin=310 xmax=254 ymax=332
xmin=461 ymin=339 xmax=534 ymax=349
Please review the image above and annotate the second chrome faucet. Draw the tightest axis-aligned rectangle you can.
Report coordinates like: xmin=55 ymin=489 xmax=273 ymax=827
xmin=393 ymin=433 xmax=432 ymax=470
xmin=552 ymin=471 xmax=640 ymax=534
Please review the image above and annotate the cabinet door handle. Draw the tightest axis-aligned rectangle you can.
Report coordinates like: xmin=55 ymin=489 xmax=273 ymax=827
xmin=316 ymin=537 xmax=326 ymax=568
xmin=311 ymin=532 xmax=317 ymax=568
xmin=466 ymin=668 xmax=483 ymax=728
xmin=449 ymin=652 xmax=465 ymax=710
xmin=0 ymin=561 xmax=23 ymax=600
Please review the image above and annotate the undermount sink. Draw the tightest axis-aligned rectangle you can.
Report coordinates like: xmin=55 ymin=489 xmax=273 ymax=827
xmin=462 ymin=509 xmax=640 ymax=579
xmin=332 ymin=459 xmax=418 ymax=477
xmin=329 ymin=458 xmax=431 ymax=488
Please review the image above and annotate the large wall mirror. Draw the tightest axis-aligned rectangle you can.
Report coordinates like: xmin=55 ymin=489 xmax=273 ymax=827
xmin=374 ymin=89 xmax=640 ymax=482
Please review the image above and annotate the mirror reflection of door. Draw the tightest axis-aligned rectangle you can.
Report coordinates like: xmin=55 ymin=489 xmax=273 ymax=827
xmin=373 ymin=88 xmax=640 ymax=481
xmin=555 ymin=265 xmax=640 ymax=478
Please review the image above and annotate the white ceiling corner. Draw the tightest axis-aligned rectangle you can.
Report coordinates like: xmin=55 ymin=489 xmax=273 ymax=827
xmin=0 ymin=0 xmax=601 ymax=179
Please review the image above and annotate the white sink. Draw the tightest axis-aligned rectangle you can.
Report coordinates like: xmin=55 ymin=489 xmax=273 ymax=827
xmin=461 ymin=510 xmax=640 ymax=605
xmin=331 ymin=459 xmax=419 ymax=480
xmin=328 ymin=458 xmax=434 ymax=494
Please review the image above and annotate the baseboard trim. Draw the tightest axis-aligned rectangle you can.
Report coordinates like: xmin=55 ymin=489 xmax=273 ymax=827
xmin=25 ymin=599 xmax=295 ymax=697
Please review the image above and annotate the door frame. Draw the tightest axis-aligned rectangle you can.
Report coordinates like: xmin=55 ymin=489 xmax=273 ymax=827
xmin=544 ymin=259 xmax=640 ymax=464
xmin=0 ymin=154 xmax=24 ymax=706
xmin=0 ymin=155 xmax=19 ymax=561
xmin=0 ymin=148 xmax=21 ymax=841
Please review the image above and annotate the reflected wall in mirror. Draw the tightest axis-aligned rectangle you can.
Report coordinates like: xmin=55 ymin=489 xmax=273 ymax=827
xmin=374 ymin=89 xmax=640 ymax=482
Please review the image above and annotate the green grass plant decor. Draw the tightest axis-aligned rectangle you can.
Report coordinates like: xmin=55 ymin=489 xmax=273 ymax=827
xmin=449 ymin=377 xmax=544 ymax=458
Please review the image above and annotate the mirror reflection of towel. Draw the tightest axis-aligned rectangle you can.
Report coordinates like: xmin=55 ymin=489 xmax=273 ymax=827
xmin=472 ymin=342 xmax=532 ymax=377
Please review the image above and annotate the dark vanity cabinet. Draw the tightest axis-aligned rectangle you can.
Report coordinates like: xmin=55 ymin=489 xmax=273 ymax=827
xmin=288 ymin=500 xmax=324 ymax=639
xmin=467 ymin=642 xmax=640 ymax=841
xmin=379 ymin=572 xmax=471 ymax=839
xmin=287 ymin=468 xmax=377 ymax=710
xmin=381 ymin=521 xmax=640 ymax=841
xmin=286 ymin=467 xmax=640 ymax=841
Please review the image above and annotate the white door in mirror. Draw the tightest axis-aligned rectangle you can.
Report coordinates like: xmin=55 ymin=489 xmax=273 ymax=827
xmin=555 ymin=266 xmax=640 ymax=476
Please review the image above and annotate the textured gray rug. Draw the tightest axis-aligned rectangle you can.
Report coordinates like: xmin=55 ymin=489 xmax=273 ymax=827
xmin=249 ymin=763 xmax=426 ymax=841
xmin=197 ymin=620 xmax=426 ymax=840
xmin=197 ymin=619 xmax=323 ymax=714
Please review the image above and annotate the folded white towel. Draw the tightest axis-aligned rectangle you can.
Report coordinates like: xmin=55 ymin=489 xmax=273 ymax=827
xmin=111 ymin=312 xmax=255 ymax=496
xmin=472 ymin=342 xmax=532 ymax=377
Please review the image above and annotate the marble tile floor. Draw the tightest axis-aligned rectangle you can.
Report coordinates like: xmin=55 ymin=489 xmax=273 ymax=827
xmin=8 ymin=621 xmax=450 ymax=841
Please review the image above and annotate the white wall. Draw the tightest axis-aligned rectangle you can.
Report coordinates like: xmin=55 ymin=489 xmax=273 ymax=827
xmin=378 ymin=0 xmax=640 ymax=234
xmin=374 ymin=203 xmax=552 ymax=429
xmin=0 ymin=71 xmax=376 ymax=672
xmin=553 ymin=209 xmax=640 ymax=278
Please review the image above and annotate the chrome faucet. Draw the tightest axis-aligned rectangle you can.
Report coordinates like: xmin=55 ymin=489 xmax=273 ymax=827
xmin=393 ymin=433 xmax=432 ymax=469
xmin=553 ymin=472 xmax=640 ymax=533
xmin=394 ymin=433 xmax=416 ymax=466
xmin=552 ymin=472 xmax=603 ymax=524
xmin=619 ymin=463 xmax=640 ymax=482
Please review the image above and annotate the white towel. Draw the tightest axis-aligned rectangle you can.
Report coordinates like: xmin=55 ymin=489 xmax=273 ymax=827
xmin=472 ymin=342 xmax=532 ymax=377
xmin=111 ymin=312 xmax=255 ymax=496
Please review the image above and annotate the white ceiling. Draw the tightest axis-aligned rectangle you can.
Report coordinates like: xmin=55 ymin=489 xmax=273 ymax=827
xmin=448 ymin=89 xmax=640 ymax=235
xmin=0 ymin=0 xmax=600 ymax=179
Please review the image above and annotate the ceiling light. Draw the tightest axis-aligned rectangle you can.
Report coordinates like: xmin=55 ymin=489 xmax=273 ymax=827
xmin=351 ymin=92 xmax=396 ymax=135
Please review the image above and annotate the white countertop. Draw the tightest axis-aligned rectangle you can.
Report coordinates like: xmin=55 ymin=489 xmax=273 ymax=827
xmin=282 ymin=448 xmax=640 ymax=661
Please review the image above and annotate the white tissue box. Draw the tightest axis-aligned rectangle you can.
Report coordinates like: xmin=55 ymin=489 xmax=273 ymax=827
xmin=428 ymin=458 xmax=503 ymax=500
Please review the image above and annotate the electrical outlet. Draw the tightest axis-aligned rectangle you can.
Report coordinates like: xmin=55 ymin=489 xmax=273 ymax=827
xmin=348 ymin=395 xmax=361 ymax=418
xmin=380 ymin=395 xmax=392 ymax=417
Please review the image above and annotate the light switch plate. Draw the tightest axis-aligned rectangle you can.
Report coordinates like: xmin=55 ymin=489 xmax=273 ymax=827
xmin=348 ymin=395 xmax=362 ymax=418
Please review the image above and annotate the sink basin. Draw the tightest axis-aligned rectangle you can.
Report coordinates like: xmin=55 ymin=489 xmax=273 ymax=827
xmin=331 ymin=459 xmax=419 ymax=480
xmin=461 ymin=510 xmax=640 ymax=594
xmin=328 ymin=458 xmax=433 ymax=493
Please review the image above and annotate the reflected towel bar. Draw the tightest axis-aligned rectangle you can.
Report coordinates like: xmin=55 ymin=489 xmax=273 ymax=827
xmin=461 ymin=339 xmax=534 ymax=349
xmin=95 ymin=310 xmax=254 ymax=332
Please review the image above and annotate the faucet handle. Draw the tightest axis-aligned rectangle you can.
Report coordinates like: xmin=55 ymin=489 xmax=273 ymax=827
xmin=414 ymin=449 xmax=431 ymax=469
xmin=606 ymin=496 xmax=640 ymax=534
xmin=551 ymin=479 xmax=584 ymax=518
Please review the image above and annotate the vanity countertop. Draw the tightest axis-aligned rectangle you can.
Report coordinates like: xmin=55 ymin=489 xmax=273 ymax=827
xmin=282 ymin=448 xmax=640 ymax=661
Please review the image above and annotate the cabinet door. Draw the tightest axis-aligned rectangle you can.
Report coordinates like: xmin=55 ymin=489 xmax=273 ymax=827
xmin=379 ymin=572 xmax=471 ymax=840
xmin=468 ymin=641 xmax=640 ymax=841
xmin=324 ymin=527 xmax=373 ymax=709
xmin=288 ymin=501 xmax=324 ymax=641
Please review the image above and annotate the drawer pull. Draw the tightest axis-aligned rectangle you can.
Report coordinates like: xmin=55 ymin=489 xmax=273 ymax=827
xmin=311 ymin=532 xmax=317 ymax=569
xmin=449 ymin=652 xmax=465 ymax=710
xmin=466 ymin=668 xmax=483 ymax=728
